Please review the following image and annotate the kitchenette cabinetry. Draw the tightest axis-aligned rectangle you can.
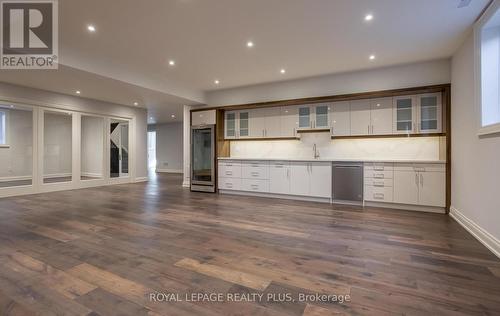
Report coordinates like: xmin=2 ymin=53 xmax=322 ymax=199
xmin=393 ymin=163 xmax=445 ymax=207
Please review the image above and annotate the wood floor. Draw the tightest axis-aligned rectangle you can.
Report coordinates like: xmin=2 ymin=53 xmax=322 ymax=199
xmin=0 ymin=173 xmax=499 ymax=316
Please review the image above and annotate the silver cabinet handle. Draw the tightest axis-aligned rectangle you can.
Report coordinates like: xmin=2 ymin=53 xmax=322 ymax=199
xmin=373 ymin=181 xmax=384 ymax=187
xmin=287 ymin=169 xmax=290 ymax=178
xmin=415 ymin=173 xmax=418 ymax=186
xmin=374 ymin=193 xmax=384 ymax=200
xmin=251 ymin=172 xmax=259 ymax=176
xmin=373 ymin=166 xmax=384 ymax=171
xmin=368 ymin=125 xmax=370 ymax=134
xmin=226 ymin=183 xmax=233 ymax=188
xmin=373 ymin=173 xmax=384 ymax=179
xmin=225 ymin=171 xmax=232 ymax=175
xmin=250 ymin=184 xmax=259 ymax=190
xmin=420 ymin=173 xmax=423 ymax=187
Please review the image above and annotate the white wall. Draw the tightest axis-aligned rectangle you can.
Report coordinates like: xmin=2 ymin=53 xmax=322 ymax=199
xmin=450 ymin=32 xmax=500 ymax=253
xmin=0 ymin=108 xmax=33 ymax=179
xmin=206 ymin=59 xmax=451 ymax=106
xmin=43 ymin=112 xmax=72 ymax=177
xmin=231 ymin=134 xmax=445 ymax=161
xmin=152 ymin=122 xmax=183 ymax=173
xmin=0 ymin=81 xmax=148 ymax=180
xmin=81 ymin=116 xmax=104 ymax=177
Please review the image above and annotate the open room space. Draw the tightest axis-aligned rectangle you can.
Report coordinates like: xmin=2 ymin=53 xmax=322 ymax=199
xmin=0 ymin=1 xmax=499 ymax=315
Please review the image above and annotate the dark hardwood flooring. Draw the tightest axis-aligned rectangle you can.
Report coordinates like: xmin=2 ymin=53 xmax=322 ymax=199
xmin=0 ymin=173 xmax=499 ymax=316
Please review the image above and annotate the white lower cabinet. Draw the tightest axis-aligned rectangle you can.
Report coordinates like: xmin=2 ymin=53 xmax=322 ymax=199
xmin=364 ymin=163 xmax=394 ymax=203
xmin=393 ymin=164 xmax=445 ymax=207
xmin=218 ymin=177 xmax=241 ymax=191
xmin=269 ymin=161 xmax=290 ymax=195
xmin=290 ymin=161 xmax=331 ymax=198
xmin=290 ymin=162 xmax=310 ymax=196
xmin=241 ymin=179 xmax=269 ymax=193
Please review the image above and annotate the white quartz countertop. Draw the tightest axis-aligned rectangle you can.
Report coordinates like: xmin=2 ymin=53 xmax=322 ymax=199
xmin=217 ymin=157 xmax=446 ymax=164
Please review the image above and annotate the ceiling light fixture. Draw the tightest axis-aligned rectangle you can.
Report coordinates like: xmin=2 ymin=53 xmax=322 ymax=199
xmin=171 ymin=114 xmax=176 ymax=118
xmin=246 ymin=41 xmax=254 ymax=48
xmin=87 ymin=25 xmax=96 ymax=32
xmin=214 ymin=80 xmax=220 ymax=85
xmin=76 ymin=90 xmax=81 ymax=94
xmin=133 ymin=102 xmax=138 ymax=106
xmin=369 ymin=54 xmax=376 ymax=60
xmin=280 ymin=69 xmax=286 ymax=74
xmin=168 ymin=60 xmax=175 ymax=66
xmin=364 ymin=14 xmax=373 ymax=21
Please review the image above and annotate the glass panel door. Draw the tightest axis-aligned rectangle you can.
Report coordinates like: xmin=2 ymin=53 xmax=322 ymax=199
xmin=315 ymin=105 xmax=329 ymax=128
xmin=239 ymin=111 xmax=249 ymax=137
xmin=298 ymin=106 xmax=311 ymax=129
xmin=225 ymin=112 xmax=236 ymax=138
xmin=394 ymin=97 xmax=414 ymax=133
xmin=191 ymin=126 xmax=214 ymax=184
xmin=0 ymin=104 xmax=33 ymax=188
xmin=81 ymin=115 xmax=104 ymax=180
xmin=110 ymin=119 xmax=129 ymax=178
xmin=43 ymin=111 xmax=72 ymax=183
xmin=419 ymin=94 xmax=441 ymax=133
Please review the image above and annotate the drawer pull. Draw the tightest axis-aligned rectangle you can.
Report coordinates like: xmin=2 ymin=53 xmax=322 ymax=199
xmin=373 ymin=167 xmax=385 ymax=171
xmin=226 ymin=164 xmax=233 ymax=167
xmin=226 ymin=183 xmax=233 ymax=188
xmin=373 ymin=181 xmax=385 ymax=187
xmin=225 ymin=171 xmax=233 ymax=175
xmin=251 ymin=172 xmax=259 ymax=176
xmin=250 ymin=184 xmax=259 ymax=190
xmin=373 ymin=193 xmax=384 ymax=199
xmin=373 ymin=173 xmax=385 ymax=179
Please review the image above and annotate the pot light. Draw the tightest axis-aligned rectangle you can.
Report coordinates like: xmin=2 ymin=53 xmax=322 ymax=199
xmin=246 ymin=41 xmax=254 ymax=48
xmin=171 ymin=114 xmax=176 ymax=118
xmin=133 ymin=102 xmax=138 ymax=106
xmin=214 ymin=80 xmax=220 ymax=85
xmin=280 ymin=68 xmax=286 ymax=74
xmin=168 ymin=60 xmax=175 ymax=66
xmin=76 ymin=90 xmax=81 ymax=94
xmin=364 ymin=14 xmax=373 ymax=21
xmin=87 ymin=25 xmax=96 ymax=32
xmin=369 ymin=54 xmax=376 ymax=60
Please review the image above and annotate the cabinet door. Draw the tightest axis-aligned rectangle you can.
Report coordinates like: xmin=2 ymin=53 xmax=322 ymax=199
xmin=298 ymin=105 xmax=312 ymax=129
xmin=263 ymin=107 xmax=282 ymax=137
xmin=269 ymin=161 xmax=290 ymax=194
xmin=370 ymin=97 xmax=393 ymax=135
xmin=238 ymin=111 xmax=249 ymax=138
xmin=419 ymin=171 xmax=445 ymax=207
xmin=350 ymin=99 xmax=371 ymax=136
xmin=314 ymin=104 xmax=330 ymax=129
xmin=331 ymin=101 xmax=350 ymax=136
xmin=246 ymin=109 xmax=266 ymax=138
xmin=224 ymin=111 xmax=237 ymax=139
xmin=417 ymin=93 xmax=442 ymax=134
xmin=290 ymin=162 xmax=310 ymax=196
xmin=309 ymin=162 xmax=332 ymax=198
xmin=280 ymin=106 xmax=299 ymax=137
xmin=393 ymin=96 xmax=416 ymax=134
xmin=393 ymin=170 xmax=419 ymax=205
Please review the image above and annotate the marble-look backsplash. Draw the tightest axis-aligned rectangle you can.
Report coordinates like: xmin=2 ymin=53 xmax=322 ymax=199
xmin=230 ymin=133 xmax=446 ymax=161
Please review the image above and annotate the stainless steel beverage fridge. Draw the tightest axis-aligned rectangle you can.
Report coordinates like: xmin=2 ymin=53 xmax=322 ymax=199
xmin=190 ymin=125 xmax=215 ymax=192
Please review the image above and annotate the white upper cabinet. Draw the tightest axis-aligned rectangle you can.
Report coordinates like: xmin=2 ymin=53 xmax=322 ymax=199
xmin=370 ymin=98 xmax=393 ymax=135
xmin=224 ymin=111 xmax=237 ymax=139
xmin=417 ymin=93 xmax=442 ymax=134
xmin=314 ymin=104 xmax=331 ymax=129
xmin=350 ymin=99 xmax=371 ymax=136
xmin=192 ymin=110 xmax=216 ymax=126
xmin=331 ymin=101 xmax=350 ymax=136
xmin=393 ymin=95 xmax=417 ymax=134
xmin=263 ymin=107 xmax=282 ymax=137
xmin=280 ymin=106 xmax=299 ymax=137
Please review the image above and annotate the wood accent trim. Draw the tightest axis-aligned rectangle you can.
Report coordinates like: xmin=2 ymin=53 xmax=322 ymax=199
xmin=225 ymin=137 xmax=299 ymax=141
xmin=216 ymin=109 xmax=230 ymax=157
xmin=444 ymin=85 xmax=451 ymax=213
xmin=296 ymin=128 xmax=331 ymax=134
xmin=331 ymin=133 xmax=446 ymax=140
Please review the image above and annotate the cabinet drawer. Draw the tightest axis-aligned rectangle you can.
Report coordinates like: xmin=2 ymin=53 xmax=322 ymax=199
xmin=394 ymin=163 xmax=445 ymax=172
xmin=218 ymin=177 xmax=241 ymax=191
xmin=241 ymin=179 xmax=270 ymax=193
xmin=242 ymin=161 xmax=269 ymax=179
xmin=270 ymin=161 xmax=290 ymax=168
xmin=364 ymin=162 xmax=394 ymax=171
xmin=364 ymin=185 xmax=394 ymax=202
xmin=218 ymin=163 xmax=242 ymax=178
xmin=364 ymin=178 xmax=393 ymax=187
xmin=364 ymin=169 xmax=394 ymax=179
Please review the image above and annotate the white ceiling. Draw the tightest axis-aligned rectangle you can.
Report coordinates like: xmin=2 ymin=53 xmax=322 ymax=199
xmin=0 ymin=0 xmax=490 ymax=123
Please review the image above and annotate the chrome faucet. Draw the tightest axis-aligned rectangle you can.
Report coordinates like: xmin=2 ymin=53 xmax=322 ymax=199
xmin=313 ymin=143 xmax=320 ymax=159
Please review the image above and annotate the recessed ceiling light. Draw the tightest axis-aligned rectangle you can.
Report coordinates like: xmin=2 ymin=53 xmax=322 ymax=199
xmin=246 ymin=41 xmax=254 ymax=48
xmin=87 ymin=25 xmax=96 ymax=32
xmin=214 ymin=80 xmax=220 ymax=85
xmin=9 ymin=105 xmax=14 ymax=108
xmin=280 ymin=69 xmax=286 ymax=74
xmin=171 ymin=114 xmax=176 ymax=118
xmin=76 ymin=90 xmax=81 ymax=94
xmin=369 ymin=54 xmax=376 ymax=60
xmin=133 ymin=102 xmax=138 ymax=106
xmin=364 ymin=14 xmax=373 ymax=21
xmin=168 ymin=60 xmax=175 ymax=66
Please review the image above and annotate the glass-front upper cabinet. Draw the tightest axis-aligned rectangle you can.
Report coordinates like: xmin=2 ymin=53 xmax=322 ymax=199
xmin=417 ymin=93 xmax=442 ymax=133
xmin=224 ymin=111 xmax=237 ymax=139
xmin=314 ymin=104 xmax=330 ymax=128
xmin=298 ymin=106 xmax=311 ymax=129
xmin=238 ymin=111 xmax=249 ymax=137
xmin=393 ymin=96 xmax=416 ymax=134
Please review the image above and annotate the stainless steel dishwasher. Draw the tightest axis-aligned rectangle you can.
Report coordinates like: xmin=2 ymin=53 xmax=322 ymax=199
xmin=332 ymin=162 xmax=364 ymax=204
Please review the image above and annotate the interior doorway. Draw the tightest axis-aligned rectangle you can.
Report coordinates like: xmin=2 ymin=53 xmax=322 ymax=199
xmin=110 ymin=119 xmax=129 ymax=178
xmin=147 ymin=131 xmax=157 ymax=171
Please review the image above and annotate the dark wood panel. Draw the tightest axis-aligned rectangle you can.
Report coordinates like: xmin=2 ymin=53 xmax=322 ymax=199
xmin=0 ymin=173 xmax=498 ymax=315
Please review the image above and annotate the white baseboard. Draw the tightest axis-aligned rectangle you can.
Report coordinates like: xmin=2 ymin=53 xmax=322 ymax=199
xmin=219 ymin=190 xmax=331 ymax=204
xmin=156 ymin=168 xmax=183 ymax=174
xmin=0 ymin=175 xmax=32 ymax=182
xmin=450 ymin=206 xmax=500 ymax=259
xmin=365 ymin=201 xmax=446 ymax=214
xmin=135 ymin=177 xmax=148 ymax=183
